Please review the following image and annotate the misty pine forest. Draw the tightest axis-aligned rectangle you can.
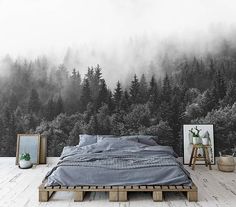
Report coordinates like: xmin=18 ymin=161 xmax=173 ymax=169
xmin=1 ymin=43 xmax=236 ymax=156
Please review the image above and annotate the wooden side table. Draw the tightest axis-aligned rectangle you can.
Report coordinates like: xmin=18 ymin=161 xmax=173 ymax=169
xmin=189 ymin=144 xmax=212 ymax=170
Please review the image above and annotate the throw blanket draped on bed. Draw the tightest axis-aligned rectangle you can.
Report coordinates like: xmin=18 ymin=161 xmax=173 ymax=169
xmin=45 ymin=138 xmax=192 ymax=186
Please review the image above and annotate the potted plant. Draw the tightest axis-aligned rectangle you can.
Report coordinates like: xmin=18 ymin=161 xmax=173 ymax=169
xmin=202 ymin=131 xmax=210 ymax=145
xmin=19 ymin=153 xmax=32 ymax=169
xmin=189 ymin=126 xmax=201 ymax=145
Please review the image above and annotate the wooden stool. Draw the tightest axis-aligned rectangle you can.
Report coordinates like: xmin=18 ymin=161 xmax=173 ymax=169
xmin=189 ymin=144 xmax=212 ymax=170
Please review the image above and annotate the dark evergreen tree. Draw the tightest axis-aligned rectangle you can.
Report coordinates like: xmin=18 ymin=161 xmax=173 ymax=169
xmin=120 ymin=90 xmax=130 ymax=112
xmin=161 ymin=74 xmax=172 ymax=103
xmin=2 ymin=106 xmax=17 ymax=156
xmin=146 ymin=121 xmax=175 ymax=148
xmin=169 ymin=86 xmax=184 ymax=138
xmin=200 ymin=89 xmax=217 ymax=114
xmin=97 ymin=104 xmax=111 ymax=134
xmin=64 ymin=68 xmax=81 ymax=113
xmin=159 ymin=74 xmax=172 ymax=122
xmin=209 ymin=58 xmax=215 ymax=73
xmin=8 ymin=92 xmax=18 ymax=111
xmin=0 ymin=118 xmax=4 ymax=155
xmin=159 ymin=101 xmax=172 ymax=122
xmin=148 ymin=75 xmax=160 ymax=114
xmin=45 ymin=98 xmax=55 ymax=121
xmin=113 ymin=81 xmax=123 ymax=110
xmin=95 ymin=65 xmax=102 ymax=80
xmin=80 ymin=79 xmax=91 ymax=112
xmin=71 ymin=68 xmax=77 ymax=79
xmin=28 ymin=113 xmax=37 ymax=130
xmin=69 ymin=121 xmax=83 ymax=145
xmin=55 ymin=95 xmax=64 ymax=116
xmin=83 ymin=102 xmax=95 ymax=124
xmin=124 ymin=104 xmax=150 ymax=132
xmin=56 ymin=64 xmax=69 ymax=89
xmin=86 ymin=64 xmax=102 ymax=101
xmin=183 ymin=88 xmax=201 ymax=105
xmin=129 ymin=74 xmax=140 ymax=104
xmin=86 ymin=115 xmax=99 ymax=134
xmin=111 ymin=112 xmax=125 ymax=135
xmin=8 ymin=111 xmax=17 ymax=156
xmin=179 ymin=62 xmax=192 ymax=88
xmin=139 ymin=74 xmax=148 ymax=103
xmin=223 ymin=81 xmax=236 ymax=106
xmin=70 ymin=68 xmax=81 ymax=84
xmin=28 ymin=88 xmax=41 ymax=114
xmin=96 ymin=79 xmax=108 ymax=109
xmin=2 ymin=106 xmax=11 ymax=154
xmin=212 ymin=70 xmax=226 ymax=101
xmin=107 ymin=90 xmax=114 ymax=113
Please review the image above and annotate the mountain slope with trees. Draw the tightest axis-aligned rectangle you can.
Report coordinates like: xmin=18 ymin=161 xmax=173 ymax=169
xmin=0 ymin=52 xmax=236 ymax=156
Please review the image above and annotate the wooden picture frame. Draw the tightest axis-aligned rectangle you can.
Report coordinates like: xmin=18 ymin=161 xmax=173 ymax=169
xmin=16 ymin=134 xmax=41 ymax=165
xmin=39 ymin=135 xmax=47 ymax=164
xmin=183 ymin=124 xmax=215 ymax=165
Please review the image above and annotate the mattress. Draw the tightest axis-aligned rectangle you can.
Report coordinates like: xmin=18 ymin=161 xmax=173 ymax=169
xmin=45 ymin=138 xmax=192 ymax=186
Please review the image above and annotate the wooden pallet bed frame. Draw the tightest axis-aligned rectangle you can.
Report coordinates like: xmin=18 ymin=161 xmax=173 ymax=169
xmin=38 ymin=180 xmax=198 ymax=202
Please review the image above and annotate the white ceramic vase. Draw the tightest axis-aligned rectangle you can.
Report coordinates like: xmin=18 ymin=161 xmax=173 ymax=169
xmin=202 ymin=137 xmax=209 ymax=145
xmin=192 ymin=136 xmax=200 ymax=144
xmin=19 ymin=160 xmax=32 ymax=169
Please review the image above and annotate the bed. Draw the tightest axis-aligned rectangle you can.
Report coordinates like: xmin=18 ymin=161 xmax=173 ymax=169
xmin=39 ymin=135 xmax=198 ymax=202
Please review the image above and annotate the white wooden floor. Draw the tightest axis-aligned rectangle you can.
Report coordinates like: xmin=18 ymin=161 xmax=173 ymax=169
xmin=0 ymin=157 xmax=236 ymax=207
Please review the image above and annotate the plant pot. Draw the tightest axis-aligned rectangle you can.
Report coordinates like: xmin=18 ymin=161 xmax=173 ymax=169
xmin=192 ymin=136 xmax=200 ymax=145
xmin=202 ymin=137 xmax=209 ymax=145
xmin=217 ymin=155 xmax=235 ymax=172
xmin=19 ymin=160 xmax=32 ymax=169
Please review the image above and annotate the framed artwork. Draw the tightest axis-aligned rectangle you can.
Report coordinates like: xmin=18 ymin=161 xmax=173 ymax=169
xmin=16 ymin=134 xmax=41 ymax=165
xmin=39 ymin=135 xmax=47 ymax=164
xmin=183 ymin=124 xmax=215 ymax=165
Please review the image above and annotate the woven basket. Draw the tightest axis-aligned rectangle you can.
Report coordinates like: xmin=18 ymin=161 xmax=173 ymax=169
xmin=217 ymin=155 xmax=235 ymax=172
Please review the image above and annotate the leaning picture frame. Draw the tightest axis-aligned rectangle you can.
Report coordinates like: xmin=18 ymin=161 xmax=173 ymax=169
xmin=183 ymin=124 xmax=215 ymax=165
xmin=39 ymin=135 xmax=47 ymax=164
xmin=16 ymin=134 xmax=41 ymax=165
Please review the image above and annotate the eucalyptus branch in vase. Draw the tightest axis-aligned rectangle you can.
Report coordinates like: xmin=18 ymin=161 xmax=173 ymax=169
xmin=189 ymin=126 xmax=202 ymax=145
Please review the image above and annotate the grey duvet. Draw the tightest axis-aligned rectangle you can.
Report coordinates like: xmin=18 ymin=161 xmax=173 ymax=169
xmin=45 ymin=139 xmax=192 ymax=186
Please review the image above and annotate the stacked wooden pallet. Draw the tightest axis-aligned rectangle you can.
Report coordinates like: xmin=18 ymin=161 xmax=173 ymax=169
xmin=38 ymin=181 xmax=198 ymax=202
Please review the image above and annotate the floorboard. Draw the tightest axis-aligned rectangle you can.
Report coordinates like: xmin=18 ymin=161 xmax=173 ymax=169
xmin=0 ymin=157 xmax=235 ymax=207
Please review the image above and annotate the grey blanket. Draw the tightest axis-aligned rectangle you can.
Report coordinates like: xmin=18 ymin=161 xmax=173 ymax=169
xmin=45 ymin=139 xmax=192 ymax=186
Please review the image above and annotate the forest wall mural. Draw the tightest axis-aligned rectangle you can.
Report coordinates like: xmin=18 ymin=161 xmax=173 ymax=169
xmin=1 ymin=0 xmax=236 ymax=156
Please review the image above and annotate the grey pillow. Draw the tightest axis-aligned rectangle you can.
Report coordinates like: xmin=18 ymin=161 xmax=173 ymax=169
xmin=97 ymin=135 xmax=139 ymax=143
xmin=137 ymin=135 xmax=158 ymax=146
xmin=78 ymin=134 xmax=97 ymax=147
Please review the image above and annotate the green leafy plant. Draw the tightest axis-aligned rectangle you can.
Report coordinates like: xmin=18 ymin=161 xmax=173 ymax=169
xmin=20 ymin=153 xmax=31 ymax=161
xmin=189 ymin=126 xmax=202 ymax=137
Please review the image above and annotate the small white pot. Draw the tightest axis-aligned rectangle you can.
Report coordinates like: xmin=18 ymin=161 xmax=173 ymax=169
xmin=19 ymin=160 xmax=32 ymax=169
xmin=202 ymin=138 xmax=209 ymax=145
xmin=192 ymin=136 xmax=200 ymax=144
